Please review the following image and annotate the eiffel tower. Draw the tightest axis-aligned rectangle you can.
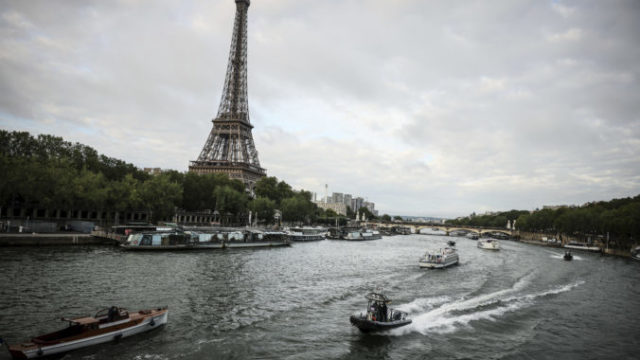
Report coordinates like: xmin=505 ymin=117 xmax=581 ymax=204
xmin=189 ymin=0 xmax=266 ymax=189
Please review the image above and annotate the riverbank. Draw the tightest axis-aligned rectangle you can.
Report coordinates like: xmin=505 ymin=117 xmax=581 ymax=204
xmin=0 ymin=233 xmax=117 ymax=246
xmin=517 ymin=231 xmax=633 ymax=258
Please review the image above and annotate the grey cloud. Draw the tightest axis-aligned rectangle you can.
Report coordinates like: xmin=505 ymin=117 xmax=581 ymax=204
xmin=1 ymin=0 xmax=638 ymax=216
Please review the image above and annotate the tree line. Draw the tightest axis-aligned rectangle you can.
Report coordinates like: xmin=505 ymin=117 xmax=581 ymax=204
xmin=0 ymin=130 xmax=330 ymax=225
xmin=446 ymin=198 xmax=640 ymax=248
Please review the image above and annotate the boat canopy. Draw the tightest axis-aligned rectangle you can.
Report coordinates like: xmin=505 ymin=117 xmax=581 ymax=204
xmin=365 ymin=292 xmax=392 ymax=304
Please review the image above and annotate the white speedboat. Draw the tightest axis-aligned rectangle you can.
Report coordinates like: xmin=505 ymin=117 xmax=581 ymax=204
xmin=477 ymin=238 xmax=500 ymax=250
xmin=6 ymin=306 xmax=167 ymax=359
xmin=419 ymin=248 xmax=459 ymax=269
xmin=630 ymin=246 xmax=640 ymax=261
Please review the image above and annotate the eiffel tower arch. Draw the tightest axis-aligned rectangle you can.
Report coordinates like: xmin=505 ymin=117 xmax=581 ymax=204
xmin=189 ymin=0 xmax=266 ymax=191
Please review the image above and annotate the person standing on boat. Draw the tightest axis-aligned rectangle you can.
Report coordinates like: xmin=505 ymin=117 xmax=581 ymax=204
xmin=381 ymin=302 xmax=388 ymax=322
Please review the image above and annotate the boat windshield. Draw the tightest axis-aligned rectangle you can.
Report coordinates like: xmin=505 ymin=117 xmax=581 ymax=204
xmin=127 ymin=233 xmax=143 ymax=245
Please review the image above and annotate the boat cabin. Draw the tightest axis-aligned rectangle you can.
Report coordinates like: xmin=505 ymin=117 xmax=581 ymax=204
xmin=365 ymin=293 xmax=393 ymax=322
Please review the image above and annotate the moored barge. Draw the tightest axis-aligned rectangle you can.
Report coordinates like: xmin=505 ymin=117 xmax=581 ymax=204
xmin=120 ymin=230 xmax=289 ymax=250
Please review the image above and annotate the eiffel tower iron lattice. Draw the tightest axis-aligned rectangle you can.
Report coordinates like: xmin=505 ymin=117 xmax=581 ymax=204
xmin=189 ymin=0 xmax=266 ymax=189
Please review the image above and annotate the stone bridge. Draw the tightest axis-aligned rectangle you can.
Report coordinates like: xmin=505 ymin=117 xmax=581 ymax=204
xmin=369 ymin=222 xmax=515 ymax=237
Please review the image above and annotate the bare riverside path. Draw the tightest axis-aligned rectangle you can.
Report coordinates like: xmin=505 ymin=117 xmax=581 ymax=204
xmin=1 ymin=233 xmax=639 ymax=359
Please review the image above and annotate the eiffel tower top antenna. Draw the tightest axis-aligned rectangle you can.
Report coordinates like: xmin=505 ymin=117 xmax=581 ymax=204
xmin=216 ymin=0 xmax=251 ymax=125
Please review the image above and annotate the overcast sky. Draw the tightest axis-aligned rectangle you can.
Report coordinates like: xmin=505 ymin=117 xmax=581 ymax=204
xmin=1 ymin=0 xmax=639 ymax=217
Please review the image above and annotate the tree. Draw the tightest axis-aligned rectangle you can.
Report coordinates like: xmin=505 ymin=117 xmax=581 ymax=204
xmin=254 ymin=176 xmax=280 ymax=203
xmin=249 ymin=197 xmax=276 ymax=224
xmin=107 ymin=174 xmax=142 ymax=213
xmin=381 ymin=214 xmax=391 ymax=222
xmin=281 ymin=194 xmax=316 ymax=224
xmin=346 ymin=205 xmax=355 ymax=219
xmin=140 ymin=173 xmax=182 ymax=222
xmin=358 ymin=207 xmax=376 ymax=220
xmin=254 ymin=176 xmax=296 ymax=206
xmin=214 ymin=185 xmax=249 ymax=224
xmin=324 ymin=208 xmax=338 ymax=217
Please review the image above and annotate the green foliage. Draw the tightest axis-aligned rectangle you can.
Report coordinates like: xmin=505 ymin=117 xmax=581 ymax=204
xmin=449 ymin=198 xmax=640 ymax=249
xmin=249 ymin=197 xmax=276 ymax=224
xmin=214 ymin=185 xmax=249 ymax=217
xmin=381 ymin=214 xmax=392 ymax=222
xmin=358 ymin=207 xmax=376 ymax=220
xmin=393 ymin=215 xmax=403 ymax=221
xmin=254 ymin=176 xmax=294 ymax=206
xmin=346 ymin=205 xmax=355 ymax=218
xmin=253 ymin=176 xmax=317 ymax=225
xmin=446 ymin=209 xmax=527 ymax=228
xmin=0 ymin=130 xmax=149 ymax=182
xmin=281 ymin=194 xmax=317 ymax=224
xmin=324 ymin=208 xmax=338 ymax=217
xmin=0 ymin=130 xmax=247 ymax=223
xmin=140 ymin=173 xmax=183 ymax=222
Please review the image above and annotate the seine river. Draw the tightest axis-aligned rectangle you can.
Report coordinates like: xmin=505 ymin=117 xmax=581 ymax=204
xmin=0 ymin=235 xmax=639 ymax=359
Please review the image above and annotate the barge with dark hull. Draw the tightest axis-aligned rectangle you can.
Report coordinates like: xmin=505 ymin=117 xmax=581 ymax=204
xmin=328 ymin=228 xmax=382 ymax=241
xmin=287 ymin=227 xmax=327 ymax=242
xmin=120 ymin=230 xmax=290 ymax=250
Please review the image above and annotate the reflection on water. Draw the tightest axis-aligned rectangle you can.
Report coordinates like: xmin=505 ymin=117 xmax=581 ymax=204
xmin=1 ymin=236 xmax=639 ymax=359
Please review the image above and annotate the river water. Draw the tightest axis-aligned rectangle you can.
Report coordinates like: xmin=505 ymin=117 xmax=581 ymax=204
xmin=0 ymin=234 xmax=639 ymax=359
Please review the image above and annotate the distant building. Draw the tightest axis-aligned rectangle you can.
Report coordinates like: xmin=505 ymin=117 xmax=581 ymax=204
xmin=343 ymin=194 xmax=352 ymax=208
xmin=143 ymin=167 xmax=163 ymax=176
xmin=352 ymin=197 xmax=364 ymax=212
xmin=331 ymin=192 xmax=344 ymax=204
xmin=315 ymin=201 xmax=347 ymax=215
xmin=363 ymin=201 xmax=376 ymax=214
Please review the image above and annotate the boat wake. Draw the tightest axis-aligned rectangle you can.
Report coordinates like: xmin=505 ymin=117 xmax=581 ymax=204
xmin=391 ymin=277 xmax=584 ymax=336
xmin=549 ymin=253 xmax=584 ymax=261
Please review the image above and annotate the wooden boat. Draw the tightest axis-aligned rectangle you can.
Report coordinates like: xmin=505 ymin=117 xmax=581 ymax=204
xmin=349 ymin=293 xmax=411 ymax=332
xmin=4 ymin=306 xmax=167 ymax=359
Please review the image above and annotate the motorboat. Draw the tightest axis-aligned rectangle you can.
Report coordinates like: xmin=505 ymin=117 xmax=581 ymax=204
xmin=349 ymin=293 xmax=411 ymax=332
xmin=477 ymin=238 xmax=500 ymax=250
xmin=419 ymin=248 xmax=459 ymax=269
xmin=563 ymin=242 xmax=601 ymax=253
xmin=564 ymin=251 xmax=573 ymax=261
xmin=631 ymin=246 xmax=640 ymax=261
xmin=287 ymin=227 xmax=326 ymax=242
xmin=328 ymin=228 xmax=382 ymax=241
xmin=121 ymin=231 xmax=205 ymax=250
xmin=447 ymin=240 xmax=456 ymax=247
xmin=466 ymin=233 xmax=479 ymax=240
xmin=4 ymin=306 xmax=167 ymax=359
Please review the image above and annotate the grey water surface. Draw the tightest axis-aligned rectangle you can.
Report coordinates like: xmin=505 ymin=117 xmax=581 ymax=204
xmin=1 ymin=235 xmax=639 ymax=359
